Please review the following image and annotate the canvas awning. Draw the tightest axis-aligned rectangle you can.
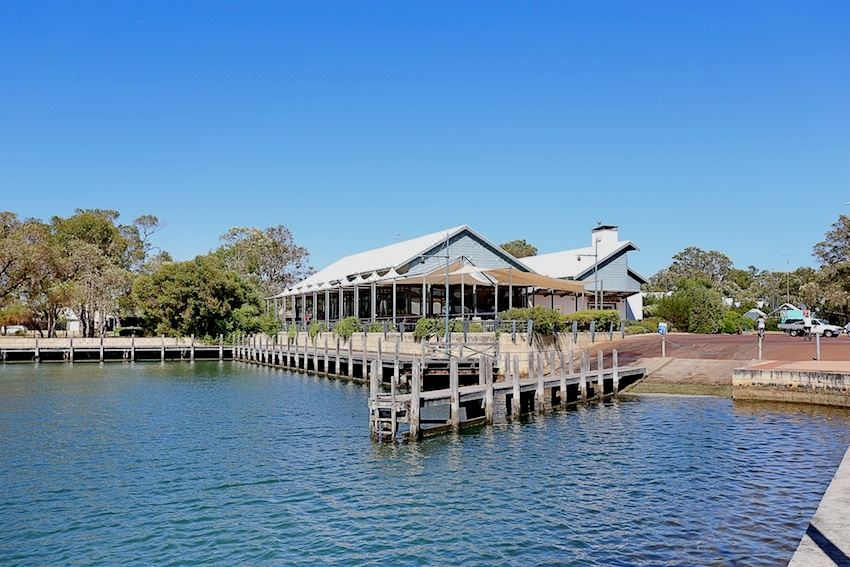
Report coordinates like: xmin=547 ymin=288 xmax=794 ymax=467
xmin=481 ymin=268 xmax=586 ymax=294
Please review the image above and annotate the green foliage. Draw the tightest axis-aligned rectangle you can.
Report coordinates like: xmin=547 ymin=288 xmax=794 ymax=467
xmin=287 ymin=324 xmax=297 ymax=342
xmin=414 ymin=317 xmax=440 ymax=341
xmin=625 ymin=317 xmax=663 ymax=335
xmin=500 ymin=307 xmax=563 ymax=334
xmin=655 ymin=280 xmax=724 ymax=333
xmin=469 ymin=321 xmax=485 ymax=333
xmin=334 ymin=316 xmax=362 ymax=341
xmin=500 ymin=307 xmax=621 ymax=335
xmin=133 ymin=254 xmax=267 ymax=340
xmin=500 ymin=239 xmax=538 ymax=258
xmin=721 ymin=310 xmax=754 ymax=334
xmin=685 ymin=285 xmax=724 ymax=334
xmin=308 ymin=321 xmax=328 ymax=340
xmin=563 ymin=309 xmax=621 ymax=332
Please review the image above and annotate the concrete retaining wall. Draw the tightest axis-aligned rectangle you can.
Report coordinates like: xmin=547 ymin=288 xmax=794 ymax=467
xmin=732 ymin=368 xmax=850 ymax=408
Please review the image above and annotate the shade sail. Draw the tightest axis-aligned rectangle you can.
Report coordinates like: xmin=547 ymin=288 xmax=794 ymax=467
xmin=481 ymin=268 xmax=586 ymax=293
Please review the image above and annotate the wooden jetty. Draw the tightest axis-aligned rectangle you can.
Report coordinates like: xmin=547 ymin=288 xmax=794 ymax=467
xmin=369 ymin=349 xmax=645 ymax=441
xmin=0 ymin=335 xmax=229 ymax=363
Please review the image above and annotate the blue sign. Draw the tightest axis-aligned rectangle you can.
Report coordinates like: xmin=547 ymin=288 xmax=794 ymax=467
xmin=658 ymin=322 xmax=668 ymax=335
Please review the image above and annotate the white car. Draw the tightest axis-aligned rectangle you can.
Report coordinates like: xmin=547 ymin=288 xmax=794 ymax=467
xmin=2 ymin=325 xmax=28 ymax=336
xmin=811 ymin=319 xmax=843 ymax=338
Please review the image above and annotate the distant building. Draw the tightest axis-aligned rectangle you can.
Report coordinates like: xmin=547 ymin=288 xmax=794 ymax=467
xmin=271 ymin=225 xmax=584 ymax=325
xmin=522 ymin=225 xmax=646 ymax=320
xmin=743 ymin=308 xmax=767 ymax=321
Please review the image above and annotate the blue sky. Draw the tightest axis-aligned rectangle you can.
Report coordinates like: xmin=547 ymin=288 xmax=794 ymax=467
xmin=2 ymin=1 xmax=848 ymax=276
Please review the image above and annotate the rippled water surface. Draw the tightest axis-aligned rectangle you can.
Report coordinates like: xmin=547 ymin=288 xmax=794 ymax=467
xmin=1 ymin=362 xmax=849 ymax=566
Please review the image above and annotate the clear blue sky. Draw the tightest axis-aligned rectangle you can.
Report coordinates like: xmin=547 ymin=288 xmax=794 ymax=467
xmin=2 ymin=1 xmax=848 ymax=276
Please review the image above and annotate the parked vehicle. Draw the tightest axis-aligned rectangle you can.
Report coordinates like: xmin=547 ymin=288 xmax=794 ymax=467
xmin=779 ymin=318 xmax=843 ymax=337
xmin=1 ymin=325 xmax=28 ymax=336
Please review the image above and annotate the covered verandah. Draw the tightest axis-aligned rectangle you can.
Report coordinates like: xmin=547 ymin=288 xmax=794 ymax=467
xmin=270 ymin=261 xmax=587 ymax=328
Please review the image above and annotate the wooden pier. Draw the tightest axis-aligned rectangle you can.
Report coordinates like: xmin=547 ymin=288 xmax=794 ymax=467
xmin=0 ymin=335 xmax=229 ymax=363
xmin=369 ymin=350 xmax=645 ymax=441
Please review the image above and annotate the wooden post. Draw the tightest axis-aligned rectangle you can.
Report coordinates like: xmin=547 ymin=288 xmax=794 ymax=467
xmin=484 ymin=357 xmax=494 ymax=424
xmin=362 ymin=332 xmax=368 ymax=380
xmin=34 ymin=336 xmax=40 ymax=362
xmin=410 ymin=360 xmax=421 ymax=440
xmin=99 ymin=335 xmax=104 ymax=362
xmin=369 ymin=358 xmax=379 ymax=399
xmin=612 ymin=349 xmax=619 ymax=394
xmin=393 ymin=340 xmax=400 ymax=388
xmin=69 ymin=336 xmax=74 ymax=362
xmin=160 ymin=335 xmax=165 ymax=362
xmin=130 ymin=334 xmax=135 ymax=362
xmin=190 ymin=334 xmax=195 ymax=362
xmin=377 ymin=338 xmax=383 ymax=385
xmin=324 ymin=335 xmax=329 ymax=374
xmin=535 ymin=353 xmax=545 ymax=413
xmin=335 ymin=336 xmax=341 ymax=376
xmin=313 ymin=337 xmax=319 ymax=372
xmin=597 ymin=350 xmax=604 ymax=399
xmin=559 ymin=351 xmax=567 ymax=405
xmin=219 ymin=334 xmax=224 ymax=361
xmin=816 ymin=332 xmax=821 ymax=361
xmin=580 ymin=351 xmax=588 ymax=401
xmin=450 ymin=358 xmax=460 ymax=430
xmin=285 ymin=333 xmax=291 ymax=367
xmin=511 ymin=355 xmax=521 ymax=417
xmin=478 ymin=354 xmax=486 ymax=386
xmin=348 ymin=338 xmax=354 ymax=378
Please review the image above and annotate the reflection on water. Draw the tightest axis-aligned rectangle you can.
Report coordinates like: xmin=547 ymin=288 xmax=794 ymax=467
xmin=1 ymin=362 xmax=848 ymax=566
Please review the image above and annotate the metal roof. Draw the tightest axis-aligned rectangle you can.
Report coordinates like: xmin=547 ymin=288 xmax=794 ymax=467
xmin=521 ymin=240 xmax=640 ymax=280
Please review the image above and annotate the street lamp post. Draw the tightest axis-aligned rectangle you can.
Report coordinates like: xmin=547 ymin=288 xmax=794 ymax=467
xmin=577 ymin=237 xmax=601 ymax=310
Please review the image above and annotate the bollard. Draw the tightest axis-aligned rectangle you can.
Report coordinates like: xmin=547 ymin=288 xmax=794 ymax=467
xmin=758 ymin=334 xmax=763 ymax=361
xmin=816 ymin=332 xmax=821 ymax=361
xmin=662 ymin=333 xmax=666 ymax=358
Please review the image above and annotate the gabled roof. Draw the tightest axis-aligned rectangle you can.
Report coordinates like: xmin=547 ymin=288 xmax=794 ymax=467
xmin=278 ymin=225 xmax=532 ymax=297
xmin=522 ymin=240 xmax=640 ymax=280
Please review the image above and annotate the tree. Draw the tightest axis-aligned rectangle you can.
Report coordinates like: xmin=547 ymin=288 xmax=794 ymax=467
xmin=0 ymin=212 xmax=47 ymax=305
xmin=133 ymin=254 xmax=277 ymax=339
xmin=655 ymin=279 xmax=724 ymax=333
xmin=216 ymin=225 xmax=311 ymax=296
xmin=500 ymin=239 xmax=538 ymax=258
xmin=814 ymin=215 xmax=850 ymax=266
xmin=668 ymin=247 xmax=733 ymax=285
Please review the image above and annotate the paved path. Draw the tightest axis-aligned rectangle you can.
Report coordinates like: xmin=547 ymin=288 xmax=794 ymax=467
xmin=789 ymin=447 xmax=850 ymax=566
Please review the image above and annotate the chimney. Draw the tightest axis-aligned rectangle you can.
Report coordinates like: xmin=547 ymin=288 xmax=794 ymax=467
xmin=591 ymin=224 xmax=619 ymax=248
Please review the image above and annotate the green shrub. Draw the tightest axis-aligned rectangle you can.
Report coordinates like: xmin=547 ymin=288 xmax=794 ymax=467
xmin=335 ymin=316 xmax=362 ymax=341
xmin=625 ymin=317 xmax=662 ymax=335
xmin=656 ymin=281 xmax=724 ymax=333
xmin=721 ymin=311 xmax=754 ymax=334
xmin=308 ymin=321 xmax=328 ymax=341
xmin=563 ymin=309 xmax=620 ymax=332
xmin=287 ymin=324 xmax=297 ymax=342
xmin=414 ymin=317 xmax=440 ymax=341
xmin=501 ymin=306 xmax=564 ymax=335
xmin=469 ymin=321 xmax=485 ymax=333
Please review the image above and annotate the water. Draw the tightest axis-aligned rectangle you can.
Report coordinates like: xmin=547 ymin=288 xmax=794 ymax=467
xmin=1 ymin=362 xmax=849 ymax=566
